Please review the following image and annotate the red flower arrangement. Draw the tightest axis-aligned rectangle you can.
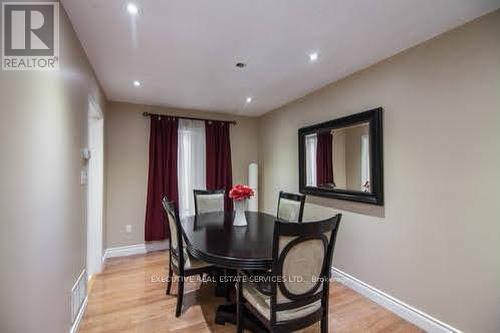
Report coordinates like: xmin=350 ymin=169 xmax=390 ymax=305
xmin=229 ymin=184 xmax=255 ymax=201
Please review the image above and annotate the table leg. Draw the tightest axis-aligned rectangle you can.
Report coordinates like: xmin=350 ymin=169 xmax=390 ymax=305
xmin=214 ymin=269 xmax=268 ymax=332
xmin=215 ymin=303 xmax=268 ymax=332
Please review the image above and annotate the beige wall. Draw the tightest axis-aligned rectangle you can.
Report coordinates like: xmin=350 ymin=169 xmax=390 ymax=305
xmin=0 ymin=2 xmax=105 ymax=333
xmin=258 ymin=11 xmax=500 ymax=333
xmin=105 ymin=102 xmax=259 ymax=248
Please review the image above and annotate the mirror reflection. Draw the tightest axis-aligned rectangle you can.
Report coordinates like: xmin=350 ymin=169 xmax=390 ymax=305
xmin=305 ymin=122 xmax=371 ymax=193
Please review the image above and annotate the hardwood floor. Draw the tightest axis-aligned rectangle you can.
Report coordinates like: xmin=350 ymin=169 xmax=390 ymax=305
xmin=79 ymin=252 xmax=422 ymax=333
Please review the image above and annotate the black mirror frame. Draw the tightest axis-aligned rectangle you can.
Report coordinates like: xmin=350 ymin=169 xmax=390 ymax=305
xmin=298 ymin=107 xmax=384 ymax=206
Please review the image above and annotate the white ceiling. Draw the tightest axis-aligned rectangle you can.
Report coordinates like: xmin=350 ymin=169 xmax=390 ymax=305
xmin=62 ymin=0 xmax=500 ymax=116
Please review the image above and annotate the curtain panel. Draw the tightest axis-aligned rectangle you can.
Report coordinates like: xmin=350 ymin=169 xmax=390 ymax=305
xmin=177 ymin=119 xmax=206 ymax=218
xmin=305 ymin=133 xmax=318 ymax=187
xmin=205 ymin=121 xmax=233 ymax=211
xmin=145 ymin=116 xmax=178 ymax=241
xmin=316 ymin=131 xmax=333 ymax=186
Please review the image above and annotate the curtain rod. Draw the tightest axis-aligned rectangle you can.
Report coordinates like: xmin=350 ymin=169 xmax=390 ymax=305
xmin=142 ymin=112 xmax=237 ymax=125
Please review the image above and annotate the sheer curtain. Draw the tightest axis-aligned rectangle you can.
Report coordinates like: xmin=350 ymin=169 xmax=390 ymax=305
xmin=305 ymin=133 xmax=317 ymax=187
xmin=178 ymin=119 xmax=206 ymax=218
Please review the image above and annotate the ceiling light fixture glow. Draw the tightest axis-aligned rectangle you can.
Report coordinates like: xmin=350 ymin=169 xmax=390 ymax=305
xmin=246 ymin=97 xmax=252 ymax=103
xmin=309 ymin=52 xmax=319 ymax=62
xmin=133 ymin=80 xmax=141 ymax=87
xmin=127 ymin=3 xmax=139 ymax=15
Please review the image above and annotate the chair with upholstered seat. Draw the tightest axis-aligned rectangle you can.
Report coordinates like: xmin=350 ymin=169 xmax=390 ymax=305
xmin=277 ymin=191 xmax=306 ymax=222
xmin=193 ymin=189 xmax=232 ymax=300
xmin=193 ymin=189 xmax=225 ymax=215
xmin=162 ymin=197 xmax=217 ymax=317
xmin=236 ymin=214 xmax=341 ymax=332
xmin=244 ymin=191 xmax=306 ymax=295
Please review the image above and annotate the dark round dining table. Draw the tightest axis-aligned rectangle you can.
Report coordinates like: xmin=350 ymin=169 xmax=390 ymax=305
xmin=180 ymin=211 xmax=276 ymax=331
xmin=181 ymin=211 xmax=276 ymax=270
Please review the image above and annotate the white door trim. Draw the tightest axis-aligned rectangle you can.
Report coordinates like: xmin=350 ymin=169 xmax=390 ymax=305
xmin=86 ymin=97 xmax=104 ymax=276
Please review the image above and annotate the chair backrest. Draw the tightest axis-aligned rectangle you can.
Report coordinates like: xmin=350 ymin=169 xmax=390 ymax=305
xmin=193 ymin=189 xmax=225 ymax=215
xmin=277 ymin=191 xmax=306 ymax=222
xmin=269 ymin=214 xmax=341 ymax=325
xmin=162 ymin=197 xmax=187 ymax=272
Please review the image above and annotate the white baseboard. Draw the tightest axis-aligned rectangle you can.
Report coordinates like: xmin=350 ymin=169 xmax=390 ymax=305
xmin=69 ymin=296 xmax=88 ymax=333
xmin=145 ymin=240 xmax=170 ymax=252
xmin=332 ymin=267 xmax=461 ymax=333
xmin=103 ymin=240 xmax=169 ymax=260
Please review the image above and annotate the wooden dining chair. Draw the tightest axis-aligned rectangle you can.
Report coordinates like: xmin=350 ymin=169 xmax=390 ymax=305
xmin=193 ymin=189 xmax=232 ymax=300
xmin=277 ymin=191 xmax=306 ymax=222
xmin=162 ymin=197 xmax=217 ymax=317
xmin=193 ymin=189 xmax=225 ymax=214
xmin=245 ymin=191 xmax=306 ymax=292
xmin=236 ymin=214 xmax=342 ymax=333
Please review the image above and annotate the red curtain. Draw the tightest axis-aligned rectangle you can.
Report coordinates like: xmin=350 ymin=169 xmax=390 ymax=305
xmin=205 ymin=121 xmax=233 ymax=211
xmin=145 ymin=116 xmax=178 ymax=241
xmin=316 ymin=131 xmax=333 ymax=186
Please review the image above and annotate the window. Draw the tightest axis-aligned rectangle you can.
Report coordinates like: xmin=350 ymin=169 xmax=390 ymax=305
xmin=305 ymin=133 xmax=317 ymax=187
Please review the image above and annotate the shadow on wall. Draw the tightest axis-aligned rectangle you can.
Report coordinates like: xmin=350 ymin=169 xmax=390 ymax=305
xmin=306 ymin=196 xmax=385 ymax=219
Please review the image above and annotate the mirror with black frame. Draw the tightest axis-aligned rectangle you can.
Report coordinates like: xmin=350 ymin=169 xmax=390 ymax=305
xmin=298 ymin=108 xmax=384 ymax=205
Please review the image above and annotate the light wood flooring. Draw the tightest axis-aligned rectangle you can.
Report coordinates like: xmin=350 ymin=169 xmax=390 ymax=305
xmin=79 ymin=251 xmax=422 ymax=333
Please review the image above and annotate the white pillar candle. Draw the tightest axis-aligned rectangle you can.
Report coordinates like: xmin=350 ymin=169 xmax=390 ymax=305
xmin=248 ymin=163 xmax=258 ymax=212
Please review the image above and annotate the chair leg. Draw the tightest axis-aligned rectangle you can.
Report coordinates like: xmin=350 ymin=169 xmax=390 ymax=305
xmin=176 ymin=276 xmax=184 ymax=317
xmin=166 ymin=263 xmax=173 ymax=295
xmin=321 ymin=315 xmax=328 ymax=333
xmin=321 ymin=292 xmax=330 ymax=333
xmin=236 ymin=274 xmax=244 ymax=333
xmin=225 ymin=269 xmax=231 ymax=301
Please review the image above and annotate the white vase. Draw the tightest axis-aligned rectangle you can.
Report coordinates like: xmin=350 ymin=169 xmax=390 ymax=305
xmin=233 ymin=199 xmax=248 ymax=227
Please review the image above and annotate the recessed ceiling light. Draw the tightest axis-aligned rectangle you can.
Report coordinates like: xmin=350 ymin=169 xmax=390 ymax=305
xmin=309 ymin=52 xmax=319 ymax=62
xmin=133 ymin=80 xmax=141 ymax=87
xmin=127 ymin=3 xmax=139 ymax=15
xmin=246 ymin=97 xmax=252 ymax=103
